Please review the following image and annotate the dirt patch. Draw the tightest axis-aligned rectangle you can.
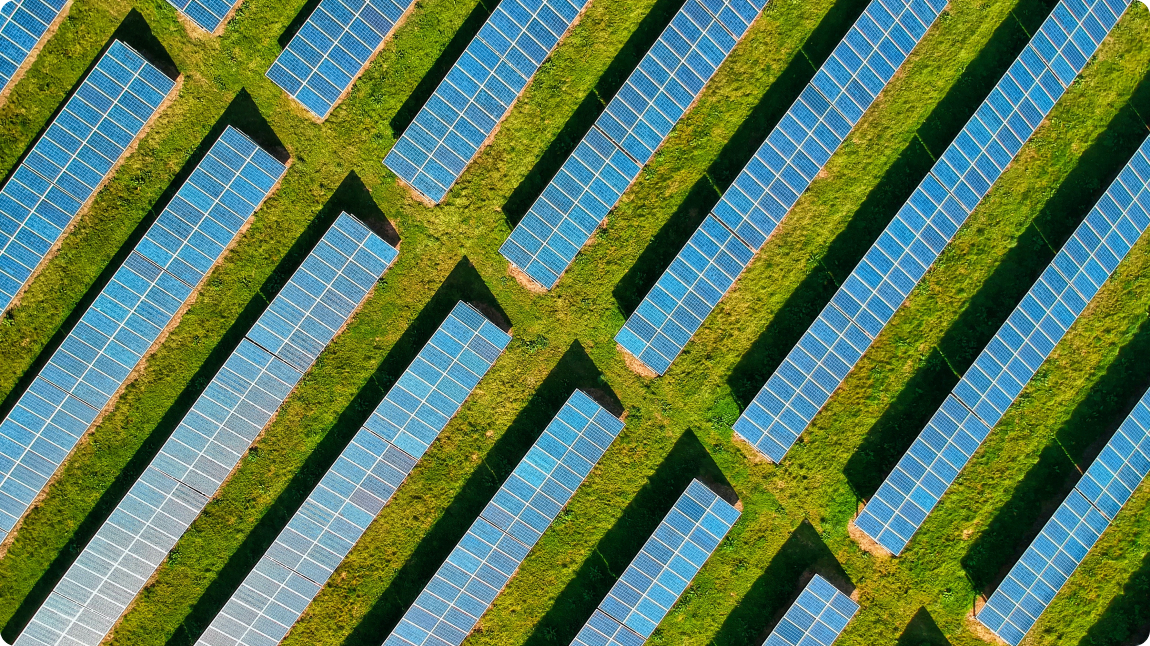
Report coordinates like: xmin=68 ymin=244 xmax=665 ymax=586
xmin=618 ymin=344 xmax=657 ymax=379
xmin=507 ymin=262 xmax=548 ymax=294
xmin=848 ymin=516 xmax=894 ymax=559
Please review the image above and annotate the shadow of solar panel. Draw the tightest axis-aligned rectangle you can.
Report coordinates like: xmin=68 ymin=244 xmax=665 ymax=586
xmin=164 ymin=0 xmax=241 ymax=34
xmin=0 ymin=0 xmax=67 ymax=96
xmin=0 ymin=40 xmax=177 ymax=316
xmin=499 ymin=0 xmax=769 ymax=290
xmin=382 ymin=390 xmax=625 ymax=646
xmin=267 ymin=0 xmax=412 ymax=119
xmin=0 ymin=126 xmax=286 ymax=547
xmin=731 ymin=0 xmax=1132 ymax=465
xmin=615 ymin=0 xmax=947 ymax=376
xmin=194 ymin=302 xmax=510 ymax=646
xmin=14 ymin=213 xmax=397 ymax=646
xmin=384 ymin=0 xmax=591 ymax=203
xmin=855 ymin=132 xmax=1150 ymax=556
xmin=570 ymin=479 xmax=739 ymax=646
xmin=763 ymin=575 xmax=858 ymax=646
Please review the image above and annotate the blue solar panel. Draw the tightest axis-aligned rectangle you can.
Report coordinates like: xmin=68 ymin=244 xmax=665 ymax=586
xmin=570 ymin=479 xmax=740 ymax=646
xmin=383 ymin=390 xmax=625 ymax=646
xmin=978 ymin=392 xmax=1150 ymax=645
xmin=0 ymin=0 xmax=67 ymax=96
xmin=615 ymin=0 xmax=946 ymax=375
xmin=164 ymin=0 xmax=241 ymax=34
xmin=0 ymin=127 xmax=286 ymax=547
xmin=499 ymin=0 xmax=768 ymax=290
xmin=14 ymin=213 xmax=398 ymax=646
xmin=732 ymin=0 xmax=1132 ymax=464
xmin=384 ymin=0 xmax=590 ymax=203
xmin=763 ymin=575 xmax=858 ymax=646
xmin=0 ymin=40 xmax=177 ymax=316
xmin=854 ymin=133 xmax=1150 ymax=555
xmin=194 ymin=301 xmax=510 ymax=646
xmin=267 ymin=0 xmax=413 ymax=119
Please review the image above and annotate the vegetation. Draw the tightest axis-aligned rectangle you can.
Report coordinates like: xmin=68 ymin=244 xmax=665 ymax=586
xmin=0 ymin=0 xmax=1148 ymax=644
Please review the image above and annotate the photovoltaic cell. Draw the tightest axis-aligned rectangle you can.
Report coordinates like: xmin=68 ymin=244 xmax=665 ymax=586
xmin=14 ymin=213 xmax=398 ymax=646
xmin=978 ymin=389 xmax=1150 ymax=645
xmin=164 ymin=0 xmax=241 ymax=34
xmin=763 ymin=575 xmax=858 ymax=646
xmin=383 ymin=390 xmax=625 ymax=646
xmin=499 ymin=0 xmax=768 ymax=290
xmin=194 ymin=301 xmax=511 ymax=646
xmin=267 ymin=0 xmax=413 ymax=119
xmin=570 ymin=479 xmax=740 ymax=646
xmin=854 ymin=134 xmax=1150 ymax=555
xmin=615 ymin=0 xmax=946 ymax=375
xmin=0 ymin=126 xmax=286 ymax=547
xmin=0 ymin=0 xmax=67 ymax=95
xmin=384 ymin=0 xmax=589 ymax=203
xmin=0 ymin=40 xmax=177 ymax=315
xmin=732 ymin=0 xmax=1133 ymax=464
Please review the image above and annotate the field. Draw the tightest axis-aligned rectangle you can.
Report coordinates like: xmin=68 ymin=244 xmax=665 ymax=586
xmin=1 ymin=0 xmax=1149 ymax=644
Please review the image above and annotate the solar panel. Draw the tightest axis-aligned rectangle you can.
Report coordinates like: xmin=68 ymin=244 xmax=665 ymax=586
xmin=164 ymin=0 xmax=241 ymax=34
xmin=614 ymin=0 xmax=947 ymax=376
xmin=732 ymin=0 xmax=1133 ymax=464
xmin=0 ymin=0 xmax=67 ymax=97
xmin=383 ymin=390 xmax=625 ymax=646
xmin=267 ymin=0 xmax=414 ymax=119
xmin=854 ymin=133 xmax=1150 ymax=556
xmin=0 ymin=40 xmax=177 ymax=315
xmin=194 ymin=301 xmax=511 ymax=646
xmin=499 ymin=0 xmax=768 ymax=290
xmin=570 ymin=479 xmax=740 ymax=646
xmin=763 ymin=575 xmax=858 ymax=646
xmin=13 ymin=213 xmax=398 ymax=646
xmin=978 ymin=391 xmax=1150 ymax=645
xmin=0 ymin=126 xmax=286 ymax=546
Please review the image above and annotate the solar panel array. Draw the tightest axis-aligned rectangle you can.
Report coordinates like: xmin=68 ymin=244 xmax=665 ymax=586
xmin=570 ymin=479 xmax=740 ymax=646
xmin=499 ymin=0 xmax=768 ymax=290
xmin=614 ymin=0 xmax=947 ymax=376
xmin=164 ymin=0 xmax=241 ymax=34
xmin=384 ymin=0 xmax=590 ymax=203
xmin=855 ymin=134 xmax=1150 ymax=555
xmin=15 ymin=213 xmax=397 ymax=646
xmin=978 ymin=391 xmax=1150 ymax=645
xmin=195 ymin=301 xmax=511 ymax=646
xmin=763 ymin=575 xmax=858 ymax=646
xmin=267 ymin=0 xmax=413 ymax=119
xmin=0 ymin=0 xmax=67 ymax=95
xmin=383 ymin=390 xmax=625 ymax=646
xmin=0 ymin=40 xmax=176 ymax=315
xmin=731 ymin=0 xmax=1131 ymax=464
xmin=0 ymin=127 xmax=287 ymax=548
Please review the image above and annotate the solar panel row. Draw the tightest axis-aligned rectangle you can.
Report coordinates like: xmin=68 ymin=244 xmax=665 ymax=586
xmin=0 ymin=0 xmax=67 ymax=96
xmin=0 ymin=40 xmax=177 ymax=315
xmin=731 ymin=0 xmax=1132 ymax=464
xmin=978 ymin=387 xmax=1150 ymax=644
xmin=194 ymin=301 xmax=511 ymax=646
xmin=268 ymin=0 xmax=413 ymax=119
xmin=384 ymin=0 xmax=590 ymax=203
xmin=0 ymin=126 xmax=287 ymax=547
xmin=384 ymin=390 xmax=625 ymax=646
xmin=499 ymin=0 xmax=768 ymax=290
xmin=164 ymin=0 xmax=241 ymax=34
xmin=855 ymin=133 xmax=1150 ymax=555
xmin=614 ymin=0 xmax=947 ymax=376
xmin=763 ymin=575 xmax=858 ymax=646
xmin=570 ymin=479 xmax=739 ymax=646
xmin=15 ymin=213 xmax=398 ymax=646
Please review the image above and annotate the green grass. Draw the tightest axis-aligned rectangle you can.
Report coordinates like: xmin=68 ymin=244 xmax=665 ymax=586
xmin=0 ymin=0 xmax=1148 ymax=645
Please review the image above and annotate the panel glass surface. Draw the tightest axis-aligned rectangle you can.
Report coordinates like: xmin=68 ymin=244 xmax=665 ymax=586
xmin=0 ymin=0 xmax=67 ymax=93
xmin=732 ymin=0 xmax=1131 ymax=463
xmin=764 ymin=575 xmax=858 ymax=646
xmin=499 ymin=0 xmax=767 ymax=290
xmin=0 ymin=40 xmax=176 ymax=315
xmin=164 ymin=0 xmax=242 ymax=33
xmin=615 ymin=0 xmax=946 ymax=375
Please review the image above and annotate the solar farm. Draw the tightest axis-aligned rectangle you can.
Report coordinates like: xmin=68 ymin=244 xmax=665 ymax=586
xmin=0 ymin=0 xmax=1149 ymax=644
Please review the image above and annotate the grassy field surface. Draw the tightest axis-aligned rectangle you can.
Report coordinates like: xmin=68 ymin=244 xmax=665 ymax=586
xmin=0 ymin=0 xmax=1149 ymax=644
